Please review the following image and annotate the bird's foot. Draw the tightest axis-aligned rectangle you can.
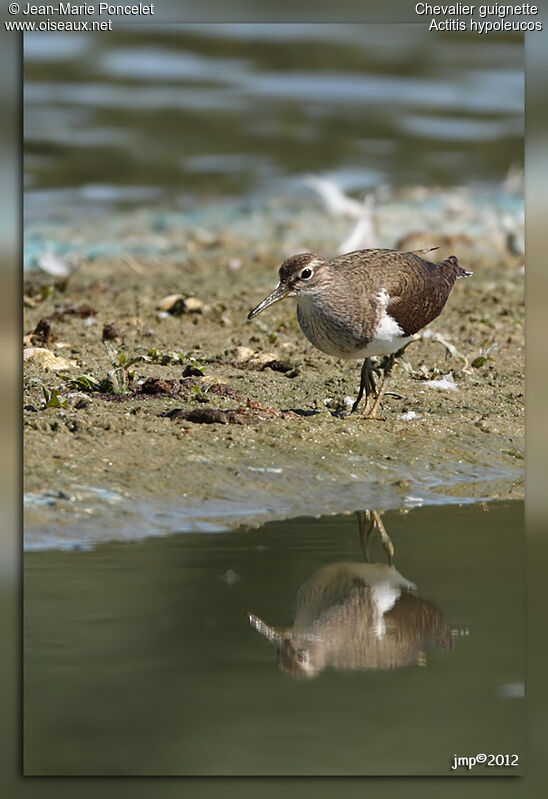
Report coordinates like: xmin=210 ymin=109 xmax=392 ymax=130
xmin=361 ymin=353 xmax=396 ymax=418
xmin=361 ymin=395 xmax=385 ymax=419
xmin=362 ymin=407 xmax=386 ymax=420
xmin=360 ymin=510 xmax=395 ymax=563
xmin=351 ymin=398 xmax=374 ymax=415
xmin=350 ymin=387 xmax=377 ymax=415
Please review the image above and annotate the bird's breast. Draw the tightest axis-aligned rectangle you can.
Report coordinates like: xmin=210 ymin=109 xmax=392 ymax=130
xmin=296 ymin=293 xmax=410 ymax=359
xmin=296 ymin=298 xmax=364 ymax=358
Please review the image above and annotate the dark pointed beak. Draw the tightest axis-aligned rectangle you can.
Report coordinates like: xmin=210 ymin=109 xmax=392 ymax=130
xmin=247 ymin=283 xmax=290 ymax=320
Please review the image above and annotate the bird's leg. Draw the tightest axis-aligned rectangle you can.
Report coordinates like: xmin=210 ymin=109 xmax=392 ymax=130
xmin=357 ymin=510 xmax=395 ymax=564
xmin=363 ymin=361 xmax=381 ymax=414
xmin=363 ymin=353 xmax=396 ymax=419
xmin=370 ymin=510 xmax=394 ymax=565
xmin=351 ymin=358 xmax=377 ymax=414
xmin=356 ymin=510 xmax=373 ymax=562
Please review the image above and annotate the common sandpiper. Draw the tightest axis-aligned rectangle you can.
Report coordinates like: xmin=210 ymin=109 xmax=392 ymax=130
xmin=247 ymin=248 xmax=472 ymax=417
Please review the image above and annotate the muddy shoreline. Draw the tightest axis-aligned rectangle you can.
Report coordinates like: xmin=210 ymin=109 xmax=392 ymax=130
xmin=23 ymin=189 xmax=524 ymax=549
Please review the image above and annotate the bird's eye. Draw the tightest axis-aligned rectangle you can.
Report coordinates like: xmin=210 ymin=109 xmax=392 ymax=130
xmin=296 ymin=649 xmax=308 ymax=664
xmin=300 ymin=268 xmax=313 ymax=280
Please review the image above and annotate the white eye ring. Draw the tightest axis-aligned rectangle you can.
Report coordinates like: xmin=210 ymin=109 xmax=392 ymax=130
xmin=300 ymin=267 xmax=313 ymax=280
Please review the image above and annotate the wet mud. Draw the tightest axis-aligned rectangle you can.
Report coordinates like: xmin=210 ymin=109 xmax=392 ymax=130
xmin=23 ymin=190 xmax=524 ymax=547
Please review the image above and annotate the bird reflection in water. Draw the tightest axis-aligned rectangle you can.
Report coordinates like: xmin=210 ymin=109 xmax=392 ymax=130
xmin=249 ymin=510 xmax=459 ymax=678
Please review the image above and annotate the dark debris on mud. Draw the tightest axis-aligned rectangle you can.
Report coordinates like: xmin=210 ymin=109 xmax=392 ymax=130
xmin=23 ymin=192 xmax=525 ymax=512
xmin=89 ymin=377 xmax=247 ymax=403
xmin=160 ymin=398 xmax=302 ymax=425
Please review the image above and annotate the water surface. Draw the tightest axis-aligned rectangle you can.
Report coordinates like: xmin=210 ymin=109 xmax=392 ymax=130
xmin=24 ymin=500 xmax=524 ymax=775
xmin=24 ymin=24 xmax=523 ymax=220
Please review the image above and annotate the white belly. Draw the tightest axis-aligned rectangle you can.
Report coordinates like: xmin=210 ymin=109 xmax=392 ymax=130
xmin=354 ymin=290 xmax=411 ymax=358
xmin=356 ymin=310 xmax=412 ymax=358
xmin=296 ymin=289 xmax=411 ymax=360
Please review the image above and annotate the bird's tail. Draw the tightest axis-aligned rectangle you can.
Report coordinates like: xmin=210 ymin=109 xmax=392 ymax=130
xmin=442 ymin=255 xmax=473 ymax=278
xmin=410 ymin=246 xmax=439 ymax=256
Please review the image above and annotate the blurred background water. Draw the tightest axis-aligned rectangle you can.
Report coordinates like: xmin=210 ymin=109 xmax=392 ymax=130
xmin=23 ymin=24 xmax=523 ymax=220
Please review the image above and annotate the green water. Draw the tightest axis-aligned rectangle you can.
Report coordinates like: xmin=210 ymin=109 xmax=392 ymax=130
xmin=24 ymin=25 xmax=523 ymax=219
xmin=24 ymin=501 xmax=523 ymax=776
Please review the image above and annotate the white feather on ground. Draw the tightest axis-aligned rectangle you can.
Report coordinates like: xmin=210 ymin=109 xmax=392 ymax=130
xmin=423 ymin=372 xmax=458 ymax=391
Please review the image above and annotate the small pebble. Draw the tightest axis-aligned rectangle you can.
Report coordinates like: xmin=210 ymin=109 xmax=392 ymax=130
xmin=233 ymin=346 xmax=254 ymax=363
xmin=182 ymin=364 xmax=204 ymax=378
xmin=74 ymin=397 xmax=91 ymax=410
xmin=102 ymin=323 xmax=123 ymax=341
xmin=23 ymin=347 xmax=77 ymax=371
xmin=157 ymin=295 xmax=209 ymax=315
xmin=261 ymin=359 xmax=293 ymax=374
xmin=399 ymin=410 xmax=419 ymax=421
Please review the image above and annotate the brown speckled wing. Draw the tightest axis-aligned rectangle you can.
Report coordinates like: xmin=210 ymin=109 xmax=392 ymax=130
xmin=385 ymin=255 xmax=460 ymax=335
xmin=330 ymin=249 xmax=460 ymax=337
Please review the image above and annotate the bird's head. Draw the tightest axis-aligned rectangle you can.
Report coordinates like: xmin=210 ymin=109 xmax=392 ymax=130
xmin=247 ymin=253 xmax=328 ymax=320
xmin=248 ymin=612 xmax=325 ymax=678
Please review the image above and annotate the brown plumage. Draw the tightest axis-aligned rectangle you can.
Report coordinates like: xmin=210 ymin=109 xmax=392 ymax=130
xmin=249 ymin=561 xmax=454 ymax=678
xmin=248 ymin=248 xmax=472 ymax=416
